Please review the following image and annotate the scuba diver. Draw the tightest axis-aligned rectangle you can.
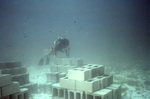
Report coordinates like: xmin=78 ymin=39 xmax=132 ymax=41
xmin=38 ymin=37 xmax=70 ymax=66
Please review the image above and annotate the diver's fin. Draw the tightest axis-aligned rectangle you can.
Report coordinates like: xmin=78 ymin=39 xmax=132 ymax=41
xmin=38 ymin=58 xmax=44 ymax=66
xmin=46 ymin=56 xmax=50 ymax=65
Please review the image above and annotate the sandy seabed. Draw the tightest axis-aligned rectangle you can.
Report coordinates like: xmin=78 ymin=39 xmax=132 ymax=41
xmin=27 ymin=62 xmax=150 ymax=99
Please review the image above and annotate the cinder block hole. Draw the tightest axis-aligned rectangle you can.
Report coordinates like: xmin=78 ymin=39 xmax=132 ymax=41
xmin=87 ymin=79 xmax=93 ymax=82
xmin=53 ymin=88 xmax=58 ymax=97
xmin=65 ymin=90 xmax=68 ymax=99
xmin=64 ymin=77 xmax=68 ymax=79
xmin=93 ymin=66 xmax=98 ymax=67
xmin=97 ymin=76 xmax=103 ymax=79
xmin=59 ymin=89 xmax=64 ymax=98
xmin=95 ymin=96 xmax=102 ymax=99
xmin=70 ymin=92 xmax=74 ymax=99
xmin=24 ymin=93 xmax=29 ymax=99
xmin=103 ymin=74 xmax=109 ymax=77
xmin=76 ymin=93 xmax=81 ymax=99
xmin=87 ymin=94 xmax=93 ymax=99
xmin=18 ymin=94 xmax=22 ymax=99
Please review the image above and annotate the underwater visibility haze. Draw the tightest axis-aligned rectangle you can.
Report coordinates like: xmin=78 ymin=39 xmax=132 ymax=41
xmin=0 ymin=0 xmax=149 ymax=99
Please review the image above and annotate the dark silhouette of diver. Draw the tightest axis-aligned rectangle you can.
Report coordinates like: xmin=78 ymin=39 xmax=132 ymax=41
xmin=38 ymin=37 xmax=70 ymax=66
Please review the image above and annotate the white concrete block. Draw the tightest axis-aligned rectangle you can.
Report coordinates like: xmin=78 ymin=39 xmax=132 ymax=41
xmin=68 ymin=90 xmax=85 ymax=99
xmin=58 ymin=72 xmax=66 ymax=81
xmin=93 ymin=89 xmax=112 ymax=99
xmin=0 ymin=74 xmax=12 ymax=87
xmin=84 ymin=78 xmax=100 ymax=93
xmin=107 ymin=84 xmax=121 ymax=99
xmin=60 ymin=77 xmax=76 ymax=90
xmin=96 ymin=76 xmax=108 ymax=89
xmin=76 ymin=80 xmax=85 ymax=91
xmin=2 ymin=82 xmax=20 ymax=97
xmin=103 ymin=74 xmax=113 ymax=86
xmin=87 ymin=64 xmax=104 ymax=76
xmin=52 ymin=83 xmax=68 ymax=99
xmin=68 ymin=68 xmax=91 ymax=81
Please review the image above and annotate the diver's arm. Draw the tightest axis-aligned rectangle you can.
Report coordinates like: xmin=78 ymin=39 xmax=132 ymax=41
xmin=47 ymin=48 xmax=54 ymax=57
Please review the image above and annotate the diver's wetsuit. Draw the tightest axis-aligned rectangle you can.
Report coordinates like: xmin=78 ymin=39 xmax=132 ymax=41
xmin=53 ymin=37 xmax=70 ymax=57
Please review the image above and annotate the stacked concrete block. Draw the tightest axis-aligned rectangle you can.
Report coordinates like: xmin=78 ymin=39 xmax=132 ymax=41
xmin=0 ymin=73 xmax=29 ymax=99
xmin=1 ymin=67 xmax=26 ymax=75
xmin=38 ymin=83 xmax=52 ymax=94
xmin=93 ymin=89 xmax=112 ymax=99
xmin=0 ymin=61 xmax=38 ymax=96
xmin=10 ymin=88 xmax=29 ymax=99
xmin=68 ymin=68 xmax=92 ymax=81
xmin=54 ymin=57 xmax=84 ymax=67
xmin=106 ymin=84 xmax=121 ymax=99
xmin=60 ymin=77 xmax=76 ymax=90
xmin=52 ymin=64 xmax=121 ymax=99
xmin=0 ymin=74 xmax=12 ymax=87
xmin=68 ymin=90 xmax=85 ymax=99
xmin=52 ymin=83 xmax=68 ymax=99
xmin=20 ymin=82 xmax=38 ymax=94
xmin=46 ymin=72 xmax=67 ymax=83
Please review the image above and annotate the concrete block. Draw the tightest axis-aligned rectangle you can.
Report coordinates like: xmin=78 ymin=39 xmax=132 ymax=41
xmin=12 ymin=73 xmax=29 ymax=85
xmin=5 ymin=61 xmax=22 ymax=68
xmin=62 ymin=58 xmax=72 ymax=65
xmin=54 ymin=58 xmax=62 ymax=65
xmin=76 ymin=80 xmax=85 ymax=91
xmin=20 ymin=82 xmax=38 ymax=95
xmin=85 ymin=92 xmax=94 ymax=99
xmin=84 ymin=78 xmax=100 ymax=93
xmin=52 ymin=83 xmax=68 ymax=99
xmin=38 ymin=83 xmax=45 ymax=93
xmin=68 ymin=90 xmax=85 ymax=99
xmin=0 ymin=96 xmax=10 ymax=99
xmin=45 ymin=83 xmax=52 ymax=94
xmin=71 ymin=58 xmax=84 ymax=67
xmin=107 ymin=84 xmax=121 ymax=99
xmin=1 ymin=69 xmax=10 ymax=74
xmin=0 ymin=62 xmax=6 ymax=69
xmin=38 ymin=83 xmax=52 ymax=94
xmin=96 ymin=76 xmax=108 ymax=89
xmin=46 ymin=72 xmax=52 ymax=83
xmin=1 ymin=67 xmax=27 ymax=75
xmin=87 ymin=64 xmax=104 ymax=76
xmin=1 ymin=82 xmax=20 ymax=97
xmin=50 ymin=65 xmax=58 ymax=72
xmin=0 ymin=88 xmax=1 ymax=98
xmin=0 ymin=74 xmax=12 ymax=87
xmin=103 ymin=74 xmax=113 ymax=86
xmin=60 ymin=77 xmax=76 ymax=90
xmin=10 ymin=88 xmax=29 ymax=99
xmin=68 ymin=68 xmax=91 ymax=81
xmin=51 ymin=72 xmax=60 ymax=83
xmin=93 ymin=89 xmax=112 ymax=99
xmin=58 ymin=72 xmax=66 ymax=81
